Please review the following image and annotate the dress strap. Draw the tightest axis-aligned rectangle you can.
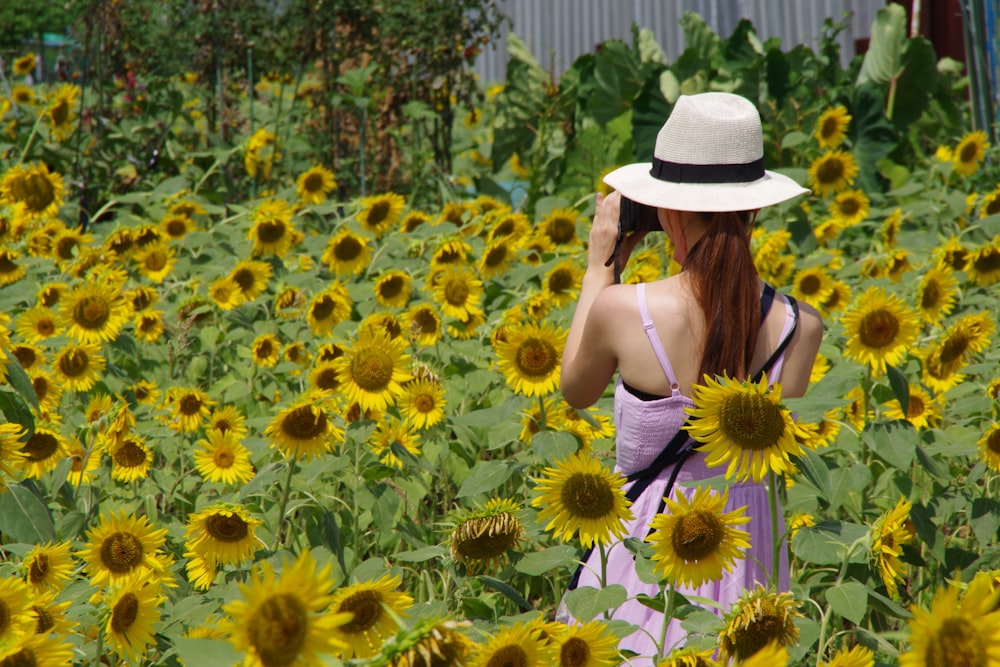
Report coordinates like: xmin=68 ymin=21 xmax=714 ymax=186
xmin=753 ymin=292 xmax=800 ymax=387
xmin=636 ymin=283 xmax=682 ymax=397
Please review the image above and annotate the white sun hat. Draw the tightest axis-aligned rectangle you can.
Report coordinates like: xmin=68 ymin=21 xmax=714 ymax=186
xmin=602 ymin=92 xmax=809 ymax=212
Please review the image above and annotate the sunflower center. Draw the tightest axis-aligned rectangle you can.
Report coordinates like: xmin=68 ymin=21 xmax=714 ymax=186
xmin=547 ymin=217 xmax=576 ymax=244
xmin=367 ymin=201 xmax=391 ymax=226
xmin=672 ymin=509 xmax=725 ymax=561
xmin=718 ymin=392 xmax=786 ymax=451
xmin=179 ymin=394 xmax=204 ymax=416
xmin=515 ymin=337 xmax=558 ymax=378
xmin=799 ymin=274 xmax=821 ymax=295
xmin=22 ymin=172 xmax=56 ymax=213
xmin=380 ymin=276 xmax=405 ymax=299
xmin=858 ymin=309 xmax=900 ymax=349
xmin=1 ymin=648 xmax=34 ymax=667
xmin=232 ymin=269 xmax=256 ymax=292
xmin=255 ymin=341 xmax=275 ymax=359
xmin=109 ymin=592 xmax=139 ymax=635
xmin=55 ymin=236 xmax=79 ymax=260
xmin=164 ymin=218 xmax=188 ymax=237
xmin=33 ymin=604 xmax=54 ymax=634
xmin=414 ymin=394 xmax=435 ymax=413
xmin=838 ymin=197 xmax=860 ymax=216
xmin=560 ymin=637 xmax=591 ymax=667
xmin=311 ymin=296 xmax=335 ymax=321
xmin=334 ymin=236 xmax=362 ymax=261
xmin=453 ymin=515 xmax=519 ymax=564
xmin=50 ymin=97 xmax=71 ymax=127
xmin=820 ymin=116 xmax=840 ymax=140
xmin=32 ymin=377 xmax=50 ymax=401
xmin=973 ymin=248 xmax=1000 ymax=274
xmin=906 ymin=395 xmax=926 ymax=419
xmin=213 ymin=447 xmax=235 ymax=468
xmin=925 ymin=617 xmax=986 ymax=667
xmin=144 ymin=249 xmax=168 ymax=271
xmin=256 ymin=220 xmax=287 ymax=244
xmin=484 ymin=244 xmax=509 ymax=267
xmin=443 ymin=278 xmax=469 ymax=306
xmin=205 ymin=512 xmax=250 ymax=542
xmin=339 ymin=590 xmax=386 ymax=634
xmin=485 ymin=645 xmax=529 ymax=667
xmin=548 ymin=269 xmax=573 ymax=294
xmin=0 ymin=253 xmax=19 ymax=276
xmin=959 ymin=142 xmax=980 ymax=163
xmin=350 ymin=348 xmax=394 ymax=392
xmin=412 ymin=310 xmax=438 ymax=334
xmin=12 ymin=346 xmax=38 ymax=369
xmin=921 ymin=280 xmax=941 ymax=309
xmin=816 ymin=157 xmax=845 ymax=184
xmin=281 ymin=406 xmax=328 ymax=440
xmin=986 ymin=198 xmax=1000 ymax=216
xmin=728 ymin=607 xmax=787 ymax=660
xmin=72 ymin=295 xmax=111 ymax=330
xmin=303 ymin=173 xmax=325 ymax=192
xmin=561 ymin=472 xmax=616 ymax=519
xmin=35 ymin=317 xmax=56 ymax=336
xmin=247 ymin=593 xmax=308 ymax=667
xmin=939 ymin=334 xmax=970 ymax=364
xmin=113 ymin=440 xmax=147 ymax=468
xmin=28 ymin=554 xmax=50 ymax=584
xmin=100 ymin=532 xmax=144 ymax=573
xmin=22 ymin=432 xmax=58 ymax=461
xmin=314 ymin=368 xmax=340 ymax=391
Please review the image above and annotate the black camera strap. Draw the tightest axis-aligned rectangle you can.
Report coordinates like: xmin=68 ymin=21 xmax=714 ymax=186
xmin=603 ymin=224 xmax=626 ymax=284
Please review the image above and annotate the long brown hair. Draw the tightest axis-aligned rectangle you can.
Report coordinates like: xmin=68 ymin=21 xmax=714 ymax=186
xmin=683 ymin=210 xmax=760 ymax=382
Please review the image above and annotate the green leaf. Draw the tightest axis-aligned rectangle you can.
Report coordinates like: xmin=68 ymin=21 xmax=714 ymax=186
xmin=886 ymin=364 xmax=909 ymax=414
xmin=3 ymin=359 xmax=38 ymax=410
xmin=172 ymin=637 xmax=244 ymax=667
xmin=791 ymin=521 xmax=868 ymax=565
xmin=514 ymin=545 xmax=578 ymax=576
xmin=563 ymin=584 xmax=628 ymax=621
xmin=587 ymin=41 xmax=645 ymax=125
xmin=0 ymin=482 xmax=55 ymax=543
xmin=456 ymin=460 xmax=515 ymax=498
xmin=480 ymin=576 xmax=533 ymax=612
xmin=863 ymin=420 xmax=917 ymax=470
xmin=969 ymin=498 xmax=1000 ymax=546
xmin=851 ymin=83 xmax=897 ymax=193
xmin=826 ymin=581 xmax=868 ymax=624
xmin=529 ymin=430 xmax=580 ymax=464
xmin=0 ymin=388 xmax=35 ymax=438
xmin=857 ymin=4 xmax=907 ymax=86
xmin=891 ymin=36 xmax=938 ymax=128
xmin=867 ymin=588 xmax=912 ymax=619
xmin=781 ymin=131 xmax=810 ymax=150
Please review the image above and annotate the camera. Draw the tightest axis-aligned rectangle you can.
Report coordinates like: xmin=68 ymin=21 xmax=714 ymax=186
xmin=618 ymin=196 xmax=661 ymax=234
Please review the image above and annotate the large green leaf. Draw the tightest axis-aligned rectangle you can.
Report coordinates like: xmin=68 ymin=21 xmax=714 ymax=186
xmin=586 ymin=41 xmax=645 ymax=125
xmin=857 ymin=4 xmax=908 ymax=86
xmin=826 ymin=581 xmax=868 ymax=624
xmin=563 ymin=584 xmax=628 ymax=621
xmin=791 ymin=521 xmax=869 ymax=565
xmin=862 ymin=420 xmax=917 ymax=470
xmin=0 ymin=482 xmax=55 ymax=543
xmin=891 ymin=36 xmax=939 ymax=128
xmin=851 ymin=84 xmax=897 ymax=194
xmin=456 ymin=459 xmax=516 ymax=498
xmin=491 ymin=33 xmax=549 ymax=171
xmin=514 ymin=545 xmax=578 ymax=576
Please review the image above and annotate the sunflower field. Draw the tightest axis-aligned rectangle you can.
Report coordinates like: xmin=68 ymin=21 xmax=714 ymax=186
xmin=1 ymin=2 xmax=999 ymax=666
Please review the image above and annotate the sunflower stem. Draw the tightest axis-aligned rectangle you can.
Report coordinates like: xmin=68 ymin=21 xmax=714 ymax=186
xmin=17 ymin=110 xmax=45 ymax=164
xmin=768 ymin=469 xmax=781 ymax=588
xmin=272 ymin=454 xmax=298 ymax=551
xmin=657 ymin=581 xmax=678 ymax=662
xmin=537 ymin=395 xmax=548 ymax=432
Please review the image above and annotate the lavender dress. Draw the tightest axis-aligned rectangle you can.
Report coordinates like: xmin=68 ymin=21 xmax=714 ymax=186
xmin=556 ymin=282 xmax=799 ymax=665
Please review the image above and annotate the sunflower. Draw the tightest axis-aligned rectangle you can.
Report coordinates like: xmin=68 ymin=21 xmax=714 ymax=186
xmin=790 ymin=265 xmax=836 ymax=310
xmin=22 ymin=540 xmax=74 ymax=594
xmin=493 ymin=321 xmax=567 ymax=398
xmin=326 ymin=574 xmax=412 ymax=659
xmin=430 ymin=265 xmax=483 ymax=321
xmin=0 ymin=422 xmax=26 ymax=480
xmin=59 ymin=280 xmax=130 ymax=344
xmin=193 ymin=429 xmax=255 ymax=485
xmin=430 ymin=238 xmax=472 ymax=268
xmin=558 ymin=404 xmax=614 ymax=449
xmin=130 ymin=242 xmax=174 ymax=288
xmin=79 ymin=510 xmax=169 ymax=586
xmin=899 ymin=570 xmax=1000 ymax=667
xmin=450 ymin=498 xmax=525 ymax=575
xmin=819 ymin=645 xmax=875 ymax=667
xmin=787 ymin=512 xmax=817 ymax=541
xmin=657 ymin=646 xmax=721 ymax=667
xmin=399 ymin=377 xmax=447 ymax=429
xmin=841 ymin=286 xmax=921 ymax=375
xmin=387 ymin=310 xmax=434 ymax=355
xmin=883 ymin=385 xmax=941 ymax=431
xmin=870 ymin=497 xmax=916 ymax=599
xmin=12 ymin=84 xmax=35 ymax=108
xmin=44 ymin=84 xmax=80 ymax=142
xmin=966 ymin=238 xmax=1000 ymax=286
xmin=0 ymin=632 xmax=75 ymax=667
xmin=540 ymin=208 xmax=581 ymax=247
xmin=829 ymin=189 xmax=870 ymax=226
xmin=471 ymin=622 xmax=553 ymax=667
xmin=550 ymin=620 xmax=620 ymax=667
xmin=374 ymin=617 xmax=473 ymax=667
xmin=103 ymin=574 xmax=166 ymax=662
xmin=685 ymin=373 xmax=801 ymax=482
xmin=296 ymin=165 xmax=337 ymax=205
xmin=184 ymin=504 xmax=262 ymax=590
xmin=67 ymin=441 xmax=101 ymax=487
xmin=977 ymin=423 xmax=1000 ymax=473
xmin=475 ymin=239 xmax=514 ymax=281
xmin=0 ymin=248 xmax=25 ymax=286
xmin=13 ymin=53 xmax=36 ymax=76
xmin=718 ymin=586 xmax=802 ymax=662
xmin=265 ymin=394 xmax=342 ymax=460
xmin=543 ymin=259 xmax=584 ymax=307
xmin=436 ymin=201 xmax=474 ymax=229
xmin=0 ymin=577 xmax=33 ymax=645
xmin=927 ymin=311 xmax=995 ymax=378
xmin=15 ymin=307 xmax=60 ymax=343
xmin=1 ymin=162 xmax=66 ymax=222
xmin=952 ymin=130 xmax=990 ymax=176
xmin=133 ymin=310 xmax=165 ymax=343
xmin=207 ymin=276 xmax=241 ymax=310
xmin=108 ymin=435 xmax=153 ymax=483
xmin=335 ymin=328 xmax=412 ymax=412
xmin=737 ymin=641 xmax=790 ymax=667
xmin=229 ymin=259 xmax=273 ymax=301
xmin=531 ymin=450 xmax=634 ymax=547
xmin=251 ymin=333 xmax=281 ymax=368
xmin=322 ymin=227 xmax=372 ymax=276
xmin=358 ymin=192 xmax=406 ymax=237
xmin=489 ymin=211 xmax=532 ymax=243
xmin=814 ymin=105 xmax=852 ymax=149
xmin=915 ymin=264 xmax=959 ymax=326
xmin=244 ymin=127 xmax=278 ymax=179
xmin=29 ymin=589 xmax=75 ymax=636
xmin=807 ymin=150 xmax=859 ymax=198
xmin=518 ymin=397 xmax=559 ymax=442
xmin=369 ymin=417 xmax=421 ymax=468
xmin=980 ymin=185 xmax=1000 ymax=218
xmin=249 ymin=198 xmax=298 ymax=258
xmin=373 ymin=270 xmax=413 ymax=309
xmin=306 ymin=285 xmax=352 ymax=336
xmin=131 ymin=379 xmax=160 ymax=406
xmin=400 ymin=210 xmax=432 ymax=233
xmin=9 ymin=343 xmax=44 ymax=374
xmin=50 ymin=342 xmax=105 ymax=393
xmin=51 ymin=226 xmax=93 ymax=264
xmin=647 ymin=486 xmax=751 ymax=587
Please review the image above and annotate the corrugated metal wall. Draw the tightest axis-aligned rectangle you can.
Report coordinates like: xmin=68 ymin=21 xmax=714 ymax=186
xmin=474 ymin=0 xmax=882 ymax=82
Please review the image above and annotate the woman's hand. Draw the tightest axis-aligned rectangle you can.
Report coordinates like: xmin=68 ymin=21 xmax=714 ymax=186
xmin=587 ymin=191 xmax=650 ymax=276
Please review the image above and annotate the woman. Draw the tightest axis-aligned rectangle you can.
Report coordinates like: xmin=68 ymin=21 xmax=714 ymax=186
xmin=558 ymin=93 xmax=824 ymax=661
